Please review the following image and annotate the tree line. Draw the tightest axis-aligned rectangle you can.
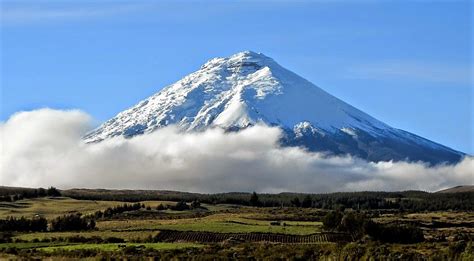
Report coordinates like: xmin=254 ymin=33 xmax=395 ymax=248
xmin=0 ymin=214 xmax=95 ymax=232
xmin=0 ymin=216 xmax=48 ymax=232
xmin=92 ymin=200 xmax=203 ymax=219
xmin=51 ymin=214 xmax=96 ymax=231
xmin=61 ymin=189 xmax=474 ymax=211
xmin=0 ymin=187 xmax=61 ymax=202
xmin=2 ymin=185 xmax=472 ymax=211
xmin=93 ymin=203 xmax=143 ymax=219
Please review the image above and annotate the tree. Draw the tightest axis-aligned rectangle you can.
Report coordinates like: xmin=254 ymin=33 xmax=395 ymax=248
xmin=46 ymin=187 xmax=61 ymax=197
xmin=302 ymin=195 xmax=312 ymax=208
xmin=290 ymin=197 xmax=301 ymax=207
xmin=171 ymin=201 xmax=190 ymax=211
xmin=0 ymin=216 xmax=47 ymax=232
xmin=0 ymin=196 xmax=12 ymax=202
xmin=191 ymin=200 xmax=201 ymax=209
xmin=50 ymin=214 xmax=95 ymax=231
xmin=322 ymin=211 xmax=343 ymax=231
xmin=338 ymin=212 xmax=366 ymax=238
xmin=249 ymin=192 xmax=261 ymax=207
xmin=156 ymin=204 xmax=166 ymax=211
xmin=37 ymin=188 xmax=47 ymax=197
xmin=88 ymin=219 xmax=96 ymax=230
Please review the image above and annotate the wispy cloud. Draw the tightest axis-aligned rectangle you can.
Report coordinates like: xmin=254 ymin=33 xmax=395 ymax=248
xmin=0 ymin=2 xmax=149 ymax=25
xmin=346 ymin=60 xmax=472 ymax=85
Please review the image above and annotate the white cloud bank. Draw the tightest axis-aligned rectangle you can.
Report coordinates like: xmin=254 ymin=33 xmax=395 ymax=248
xmin=0 ymin=109 xmax=472 ymax=193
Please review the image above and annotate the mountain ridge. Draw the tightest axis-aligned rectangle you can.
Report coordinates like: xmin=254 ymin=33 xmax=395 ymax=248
xmin=84 ymin=51 xmax=464 ymax=165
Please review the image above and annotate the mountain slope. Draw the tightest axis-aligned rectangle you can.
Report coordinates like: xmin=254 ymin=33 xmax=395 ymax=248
xmin=436 ymin=186 xmax=474 ymax=193
xmin=83 ymin=51 xmax=464 ymax=164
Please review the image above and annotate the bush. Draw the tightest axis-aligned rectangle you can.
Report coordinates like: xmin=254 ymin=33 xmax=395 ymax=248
xmin=322 ymin=210 xmax=424 ymax=243
xmin=104 ymin=237 xmax=125 ymax=243
xmin=122 ymin=245 xmax=142 ymax=255
xmin=4 ymin=247 xmax=18 ymax=255
xmin=447 ymin=240 xmax=467 ymax=259
xmin=365 ymin=222 xmax=424 ymax=244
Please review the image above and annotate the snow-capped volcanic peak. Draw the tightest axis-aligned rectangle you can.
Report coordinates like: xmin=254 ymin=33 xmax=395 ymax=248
xmin=85 ymin=51 xmax=387 ymax=141
xmin=84 ymin=51 xmax=464 ymax=164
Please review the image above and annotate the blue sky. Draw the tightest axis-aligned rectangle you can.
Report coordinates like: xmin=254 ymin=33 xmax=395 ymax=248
xmin=1 ymin=0 xmax=472 ymax=154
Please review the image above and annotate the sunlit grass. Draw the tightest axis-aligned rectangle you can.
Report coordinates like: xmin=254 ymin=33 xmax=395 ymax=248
xmin=0 ymin=198 xmax=129 ymax=219
xmin=14 ymin=230 xmax=158 ymax=242
xmin=98 ymin=213 xmax=322 ymax=235
xmin=40 ymin=242 xmax=204 ymax=252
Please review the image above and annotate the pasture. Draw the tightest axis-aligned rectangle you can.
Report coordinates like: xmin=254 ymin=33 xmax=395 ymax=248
xmin=1 ymin=194 xmax=472 ymax=259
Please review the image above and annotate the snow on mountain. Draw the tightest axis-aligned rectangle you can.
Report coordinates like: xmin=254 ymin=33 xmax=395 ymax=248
xmin=83 ymin=51 xmax=464 ymax=164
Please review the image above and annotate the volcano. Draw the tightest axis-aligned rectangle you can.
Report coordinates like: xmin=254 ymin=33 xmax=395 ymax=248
xmin=84 ymin=51 xmax=464 ymax=164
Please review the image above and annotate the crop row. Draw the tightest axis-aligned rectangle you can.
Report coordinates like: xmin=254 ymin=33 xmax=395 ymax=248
xmin=155 ymin=230 xmax=352 ymax=243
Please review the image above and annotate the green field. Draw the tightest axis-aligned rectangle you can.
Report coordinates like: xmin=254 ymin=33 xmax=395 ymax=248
xmin=3 ymin=198 xmax=323 ymax=244
xmin=15 ymin=213 xmax=321 ymax=242
xmin=97 ymin=213 xmax=322 ymax=234
xmin=0 ymin=242 xmax=73 ymax=249
xmin=14 ymin=230 xmax=159 ymax=242
xmin=40 ymin=242 xmax=203 ymax=252
xmin=0 ymin=198 xmax=132 ymax=219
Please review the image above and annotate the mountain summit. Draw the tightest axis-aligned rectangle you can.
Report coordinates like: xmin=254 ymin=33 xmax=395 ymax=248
xmin=84 ymin=51 xmax=464 ymax=164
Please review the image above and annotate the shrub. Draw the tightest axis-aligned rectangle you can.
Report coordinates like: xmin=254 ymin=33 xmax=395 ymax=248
xmin=323 ymin=210 xmax=424 ymax=243
xmin=365 ymin=222 xmax=424 ymax=244
xmin=104 ymin=237 xmax=125 ymax=243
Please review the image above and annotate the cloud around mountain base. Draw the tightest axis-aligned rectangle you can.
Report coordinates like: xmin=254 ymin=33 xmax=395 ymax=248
xmin=1 ymin=108 xmax=472 ymax=193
